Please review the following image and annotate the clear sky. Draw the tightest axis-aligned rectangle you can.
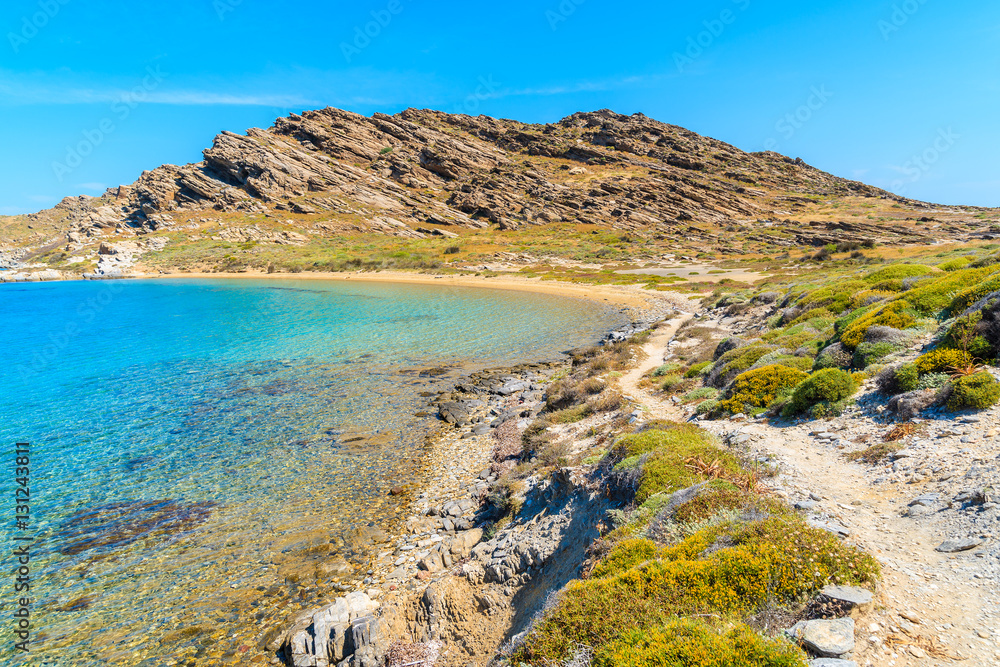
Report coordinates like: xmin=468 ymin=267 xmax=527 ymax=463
xmin=1 ymin=0 xmax=997 ymax=215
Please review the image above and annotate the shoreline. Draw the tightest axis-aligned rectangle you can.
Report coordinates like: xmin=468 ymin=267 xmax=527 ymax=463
xmin=142 ymin=269 xmax=674 ymax=311
xmin=0 ymin=267 xmax=681 ymax=312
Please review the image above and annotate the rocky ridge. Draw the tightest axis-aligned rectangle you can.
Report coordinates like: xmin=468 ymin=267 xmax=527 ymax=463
xmin=5 ymin=108 xmax=978 ymax=270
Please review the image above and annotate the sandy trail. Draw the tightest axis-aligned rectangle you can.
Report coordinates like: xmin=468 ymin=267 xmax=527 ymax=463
xmin=618 ymin=310 xmax=695 ymax=418
xmin=617 ymin=315 xmax=1000 ymax=666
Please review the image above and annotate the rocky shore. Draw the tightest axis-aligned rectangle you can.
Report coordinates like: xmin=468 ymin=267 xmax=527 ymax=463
xmin=270 ymin=274 xmax=1000 ymax=667
xmin=268 ymin=302 xmax=683 ymax=667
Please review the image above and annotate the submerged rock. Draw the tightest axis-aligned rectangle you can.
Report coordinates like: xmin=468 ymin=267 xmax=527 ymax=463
xmin=55 ymin=499 xmax=218 ymax=556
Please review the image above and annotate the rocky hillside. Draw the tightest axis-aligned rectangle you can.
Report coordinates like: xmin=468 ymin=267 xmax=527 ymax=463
xmin=4 ymin=107 xmax=992 ymax=275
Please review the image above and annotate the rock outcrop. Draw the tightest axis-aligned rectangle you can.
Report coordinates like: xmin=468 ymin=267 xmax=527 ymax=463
xmin=4 ymin=107 xmax=942 ymax=255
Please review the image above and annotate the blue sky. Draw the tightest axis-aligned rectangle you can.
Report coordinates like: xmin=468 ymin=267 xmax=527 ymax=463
xmin=1 ymin=0 xmax=997 ymax=215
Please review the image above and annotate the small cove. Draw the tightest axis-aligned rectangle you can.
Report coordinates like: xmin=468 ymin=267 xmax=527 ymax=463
xmin=0 ymin=277 xmax=625 ymax=666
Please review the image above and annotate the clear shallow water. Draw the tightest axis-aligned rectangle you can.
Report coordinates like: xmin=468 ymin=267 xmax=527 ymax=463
xmin=0 ymin=278 xmax=622 ymax=666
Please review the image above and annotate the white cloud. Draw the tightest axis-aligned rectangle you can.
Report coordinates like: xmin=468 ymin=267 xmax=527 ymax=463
xmin=0 ymin=66 xmax=432 ymax=109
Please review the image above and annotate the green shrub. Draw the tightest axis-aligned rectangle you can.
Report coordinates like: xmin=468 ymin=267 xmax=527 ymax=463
xmin=814 ymin=343 xmax=852 ymax=370
xmin=863 ymin=264 xmax=934 ymax=283
xmin=515 ymin=516 xmax=878 ymax=666
xmin=939 ymin=256 xmax=972 ymax=271
xmin=672 ymin=480 xmax=748 ymax=523
xmin=596 ymin=620 xmax=806 ymax=667
xmin=941 ymin=312 xmax=994 ymax=358
xmin=652 ymin=363 xmax=682 ymax=377
xmin=839 ymin=300 xmax=916 ymax=349
xmin=797 ymin=280 xmax=868 ymax=314
xmin=591 ymin=539 xmax=661 ymax=579
xmin=904 ymin=266 xmax=999 ymax=315
xmin=707 ymin=344 xmax=774 ymax=388
xmin=719 ymin=365 xmax=809 ymax=414
xmin=695 ymin=399 xmax=719 ymax=416
xmin=950 ymin=276 xmax=1000 ymax=314
xmin=782 ymin=369 xmax=858 ymax=417
xmin=610 ymin=426 xmax=740 ymax=503
xmin=869 ymin=278 xmax=906 ymax=293
xmin=894 ymin=363 xmax=920 ymax=393
xmin=918 ymin=372 xmax=950 ymax=390
xmin=914 ymin=348 xmax=972 ymax=374
xmin=684 ymin=361 xmax=712 ymax=378
xmin=834 ymin=304 xmax=876 ymax=335
xmin=852 ymin=341 xmax=902 ymax=369
xmin=549 ymin=404 xmax=594 ymax=423
xmin=660 ymin=374 xmax=683 ymax=391
xmin=789 ymin=307 xmax=835 ymax=327
xmin=947 ymin=372 xmax=1000 ymax=411
xmin=851 ymin=289 xmax=892 ymax=308
xmin=682 ymin=387 xmax=718 ymax=403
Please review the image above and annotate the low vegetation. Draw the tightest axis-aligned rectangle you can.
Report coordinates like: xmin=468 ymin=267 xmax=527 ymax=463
xmin=510 ymin=421 xmax=878 ymax=667
xmin=673 ymin=256 xmax=1000 ymax=422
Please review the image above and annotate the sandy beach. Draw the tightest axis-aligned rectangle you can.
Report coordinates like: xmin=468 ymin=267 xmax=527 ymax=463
xmin=143 ymin=269 xmax=689 ymax=311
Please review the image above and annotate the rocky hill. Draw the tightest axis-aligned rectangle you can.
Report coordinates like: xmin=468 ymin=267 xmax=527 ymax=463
xmin=1 ymin=108 xmax=994 ymax=275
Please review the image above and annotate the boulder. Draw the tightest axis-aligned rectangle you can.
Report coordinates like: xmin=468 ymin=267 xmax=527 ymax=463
xmin=819 ymin=585 xmax=874 ymax=617
xmin=887 ymin=389 xmax=939 ymax=421
xmin=438 ymin=401 xmax=470 ymax=425
xmin=418 ymin=550 xmax=444 ymax=572
xmin=450 ymin=527 xmax=484 ymax=558
xmin=787 ymin=618 xmax=855 ymax=658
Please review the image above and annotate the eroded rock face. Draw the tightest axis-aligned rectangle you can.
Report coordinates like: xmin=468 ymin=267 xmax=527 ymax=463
xmin=279 ymin=591 xmax=385 ymax=667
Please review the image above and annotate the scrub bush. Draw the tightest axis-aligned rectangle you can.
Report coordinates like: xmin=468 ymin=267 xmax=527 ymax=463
xmin=914 ymin=348 xmax=972 ymax=375
xmin=947 ymin=372 xmax=1000 ymax=411
xmin=782 ymin=369 xmax=858 ymax=417
xmin=719 ymin=365 xmax=809 ymax=414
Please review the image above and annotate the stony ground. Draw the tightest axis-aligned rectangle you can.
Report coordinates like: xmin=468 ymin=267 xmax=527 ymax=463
xmin=619 ymin=310 xmax=1000 ymax=667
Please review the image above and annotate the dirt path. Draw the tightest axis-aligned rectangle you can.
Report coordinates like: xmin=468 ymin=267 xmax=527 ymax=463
xmin=618 ymin=310 xmax=694 ymax=419
xmin=616 ymin=317 xmax=1000 ymax=666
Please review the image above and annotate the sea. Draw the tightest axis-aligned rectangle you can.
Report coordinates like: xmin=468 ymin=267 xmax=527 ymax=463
xmin=0 ymin=278 xmax=623 ymax=666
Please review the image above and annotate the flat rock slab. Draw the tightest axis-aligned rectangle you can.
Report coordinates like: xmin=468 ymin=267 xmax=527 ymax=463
xmin=821 ymin=585 xmax=874 ymax=616
xmin=810 ymin=660 xmax=858 ymax=667
xmin=821 ymin=585 xmax=873 ymax=606
xmin=936 ymin=538 xmax=982 ymax=553
xmin=788 ymin=618 xmax=855 ymax=658
xmin=909 ymin=493 xmax=939 ymax=507
xmin=809 ymin=520 xmax=852 ymax=538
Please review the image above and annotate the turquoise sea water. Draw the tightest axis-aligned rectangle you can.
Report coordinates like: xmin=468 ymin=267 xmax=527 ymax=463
xmin=0 ymin=278 xmax=622 ymax=666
